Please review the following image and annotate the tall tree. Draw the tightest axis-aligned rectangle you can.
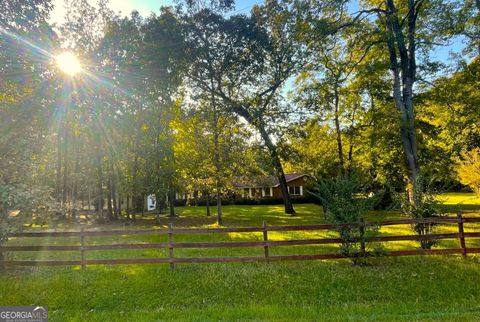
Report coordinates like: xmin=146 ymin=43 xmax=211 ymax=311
xmin=312 ymin=0 xmax=466 ymax=202
xmin=0 ymin=0 xmax=57 ymax=245
xmin=184 ymin=0 xmax=305 ymax=214
xmin=295 ymin=8 xmax=378 ymax=176
xmin=99 ymin=7 xmax=188 ymax=219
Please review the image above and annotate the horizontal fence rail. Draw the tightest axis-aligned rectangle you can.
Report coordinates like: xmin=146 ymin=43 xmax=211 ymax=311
xmin=1 ymin=213 xmax=480 ymax=268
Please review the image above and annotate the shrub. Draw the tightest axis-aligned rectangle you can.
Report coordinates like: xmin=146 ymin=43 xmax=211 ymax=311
xmin=308 ymin=176 xmax=381 ymax=263
xmin=0 ymin=184 xmax=55 ymax=245
xmin=0 ymin=184 xmax=53 ymax=268
xmin=396 ymin=177 xmax=444 ymax=249
xmin=456 ymin=148 xmax=480 ymax=196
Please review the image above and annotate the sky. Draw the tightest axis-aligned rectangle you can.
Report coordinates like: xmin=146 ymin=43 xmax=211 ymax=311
xmin=50 ymin=0 xmax=263 ymax=24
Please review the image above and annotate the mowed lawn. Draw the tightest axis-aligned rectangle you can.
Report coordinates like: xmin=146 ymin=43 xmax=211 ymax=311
xmin=1 ymin=194 xmax=480 ymax=321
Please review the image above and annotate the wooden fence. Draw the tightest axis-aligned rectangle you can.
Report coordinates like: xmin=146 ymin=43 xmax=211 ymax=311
xmin=1 ymin=213 xmax=480 ymax=268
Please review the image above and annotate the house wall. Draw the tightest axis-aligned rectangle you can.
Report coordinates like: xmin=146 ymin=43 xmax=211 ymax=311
xmin=271 ymin=176 xmax=310 ymax=199
xmin=235 ymin=176 xmax=311 ymax=200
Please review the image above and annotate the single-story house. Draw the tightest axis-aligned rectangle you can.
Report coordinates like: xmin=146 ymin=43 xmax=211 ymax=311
xmin=127 ymin=174 xmax=313 ymax=210
xmin=233 ymin=173 xmax=311 ymax=200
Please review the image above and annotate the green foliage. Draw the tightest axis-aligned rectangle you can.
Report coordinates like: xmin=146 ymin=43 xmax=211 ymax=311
xmin=282 ymin=120 xmax=339 ymax=178
xmin=309 ymin=176 xmax=381 ymax=262
xmin=0 ymin=0 xmax=57 ymax=245
xmin=310 ymin=176 xmax=370 ymax=223
xmin=397 ymin=177 xmax=445 ymax=249
xmin=1 ymin=0 xmax=479 ymax=227
xmin=174 ymin=107 xmax=258 ymax=198
xmin=456 ymin=148 xmax=480 ymax=196
xmin=417 ymin=59 xmax=480 ymax=186
xmin=0 ymin=184 xmax=55 ymax=244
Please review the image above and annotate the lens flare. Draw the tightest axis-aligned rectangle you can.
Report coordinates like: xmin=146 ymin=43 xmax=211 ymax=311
xmin=56 ymin=52 xmax=82 ymax=76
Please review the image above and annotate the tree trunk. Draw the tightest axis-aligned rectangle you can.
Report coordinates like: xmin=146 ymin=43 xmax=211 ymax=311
xmin=96 ymin=154 xmax=103 ymax=220
xmin=385 ymin=0 xmax=421 ymax=203
xmin=168 ymin=188 xmax=176 ymax=217
xmin=113 ymin=190 xmax=118 ymax=219
xmin=132 ymin=153 xmax=139 ymax=216
xmin=210 ymin=74 xmax=223 ymax=225
xmin=333 ymin=85 xmax=345 ymax=175
xmin=275 ymin=166 xmax=296 ymax=215
xmin=95 ymin=132 xmax=104 ymax=220
xmin=347 ymin=140 xmax=354 ymax=175
xmin=81 ymin=194 xmax=85 ymax=212
xmin=108 ymin=156 xmax=118 ymax=220
xmin=55 ymin=121 xmax=63 ymax=203
xmin=258 ymin=126 xmax=295 ymax=215
xmin=216 ymin=191 xmax=223 ymax=226
xmin=155 ymin=193 xmax=161 ymax=224
xmin=205 ymin=191 xmax=210 ymax=217
xmin=398 ymin=103 xmax=420 ymax=199
xmin=215 ymin=90 xmax=295 ymax=214
xmin=346 ymin=103 xmax=358 ymax=175
xmin=62 ymin=119 xmax=69 ymax=217
xmin=193 ymin=191 xmax=198 ymax=206
xmin=71 ymin=154 xmax=80 ymax=220
xmin=107 ymin=161 xmax=114 ymax=220
xmin=126 ymin=195 xmax=130 ymax=220
xmin=88 ymin=188 xmax=91 ymax=213
xmin=107 ymin=186 xmax=113 ymax=219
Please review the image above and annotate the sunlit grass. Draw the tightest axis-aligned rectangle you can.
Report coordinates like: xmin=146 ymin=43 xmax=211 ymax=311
xmin=1 ymin=257 xmax=480 ymax=321
xmin=5 ymin=199 xmax=480 ymax=261
xmin=438 ymin=192 xmax=480 ymax=205
xmin=1 ymin=194 xmax=480 ymax=320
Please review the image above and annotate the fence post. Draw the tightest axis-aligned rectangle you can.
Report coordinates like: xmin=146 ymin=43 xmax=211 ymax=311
xmin=262 ymin=221 xmax=269 ymax=262
xmin=168 ymin=223 xmax=175 ymax=269
xmin=359 ymin=218 xmax=366 ymax=256
xmin=457 ymin=212 xmax=467 ymax=257
xmin=80 ymin=228 xmax=86 ymax=269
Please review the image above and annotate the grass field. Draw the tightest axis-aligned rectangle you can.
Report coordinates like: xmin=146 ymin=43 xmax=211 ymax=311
xmin=1 ymin=193 xmax=480 ymax=321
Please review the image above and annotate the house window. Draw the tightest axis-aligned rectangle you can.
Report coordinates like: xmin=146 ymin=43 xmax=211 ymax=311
xmin=243 ymin=188 xmax=251 ymax=198
xmin=288 ymin=186 xmax=302 ymax=196
xmin=262 ymin=187 xmax=272 ymax=197
xmin=175 ymin=193 xmax=186 ymax=200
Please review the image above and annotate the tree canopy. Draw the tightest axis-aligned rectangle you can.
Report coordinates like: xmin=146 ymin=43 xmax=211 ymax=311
xmin=1 ymin=0 xmax=479 ymax=230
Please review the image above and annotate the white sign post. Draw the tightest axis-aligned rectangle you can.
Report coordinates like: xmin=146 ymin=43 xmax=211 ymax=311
xmin=147 ymin=194 xmax=156 ymax=211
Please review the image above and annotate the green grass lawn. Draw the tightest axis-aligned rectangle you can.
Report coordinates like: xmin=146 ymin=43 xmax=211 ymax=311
xmin=1 ymin=194 xmax=480 ymax=321
xmin=438 ymin=192 xmax=480 ymax=212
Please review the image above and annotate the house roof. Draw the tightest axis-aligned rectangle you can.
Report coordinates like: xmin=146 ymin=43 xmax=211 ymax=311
xmin=233 ymin=174 xmax=308 ymax=188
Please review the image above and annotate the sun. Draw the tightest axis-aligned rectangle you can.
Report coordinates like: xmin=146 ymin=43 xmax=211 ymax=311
xmin=56 ymin=52 xmax=82 ymax=76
